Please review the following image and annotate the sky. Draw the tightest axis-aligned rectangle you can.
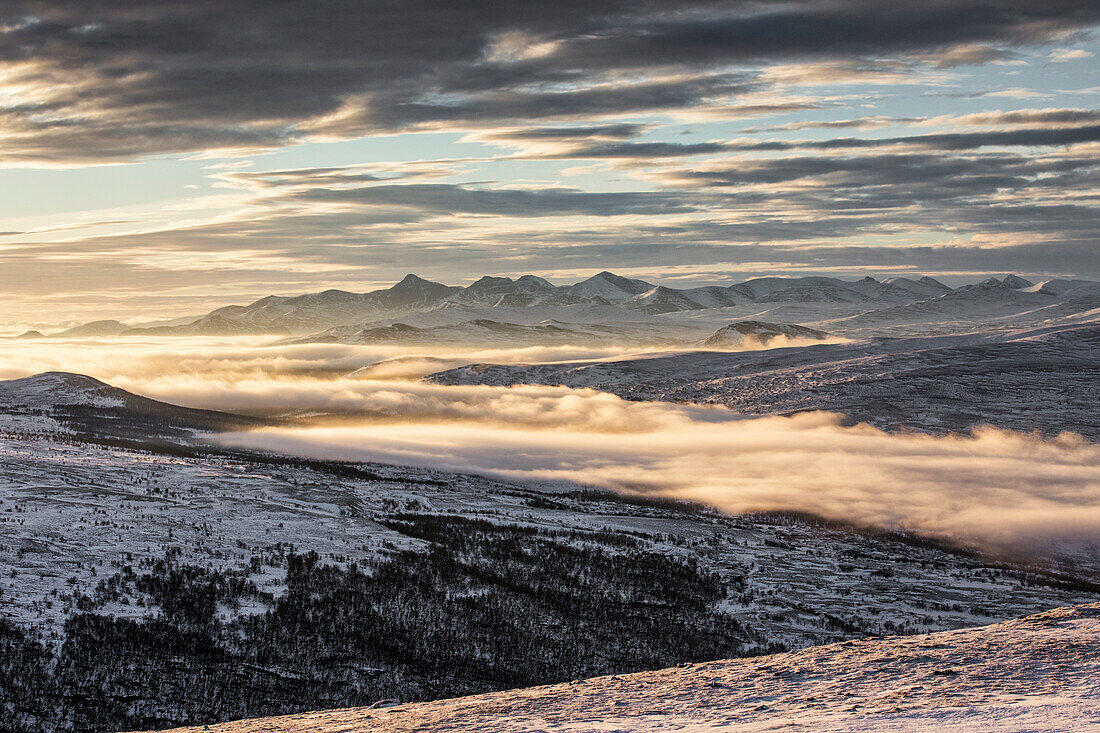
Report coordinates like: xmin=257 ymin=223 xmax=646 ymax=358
xmin=1 ymin=1 xmax=1099 ymax=322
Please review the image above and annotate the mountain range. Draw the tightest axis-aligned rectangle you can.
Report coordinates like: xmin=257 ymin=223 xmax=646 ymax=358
xmin=19 ymin=272 xmax=1095 ymax=344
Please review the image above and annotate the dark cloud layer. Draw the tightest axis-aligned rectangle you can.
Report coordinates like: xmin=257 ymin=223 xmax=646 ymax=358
xmin=487 ymin=124 xmax=650 ymax=141
xmin=732 ymin=124 xmax=1100 ymax=152
xmin=292 ymin=183 xmax=700 ymax=217
xmin=2 ymin=1 xmax=1099 ymax=160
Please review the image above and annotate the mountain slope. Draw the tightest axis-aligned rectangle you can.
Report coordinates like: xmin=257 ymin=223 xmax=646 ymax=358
xmin=3 ymin=426 xmax=1097 ymax=732
xmin=623 ymin=285 xmax=704 ymax=314
xmin=0 ymin=371 xmax=267 ymax=441
xmin=2 ymin=371 xmax=1098 ymax=732
xmin=283 ymin=318 xmax=685 ymax=347
xmin=567 ymin=270 xmax=654 ymax=300
xmin=133 ymin=602 xmax=1100 ymax=733
xmin=828 ymin=277 xmax=1064 ymax=333
xmin=432 ymin=323 xmax=1100 ymax=438
xmin=701 ymin=320 xmax=828 ymax=348
xmin=55 ymin=319 xmax=129 ymax=337
xmin=126 ymin=275 xmax=463 ymax=336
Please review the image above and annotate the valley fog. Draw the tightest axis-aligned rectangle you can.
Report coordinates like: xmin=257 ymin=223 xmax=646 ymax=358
xmin=3 ymin=336 xmax=1099 ymax=552
xmin=0 ymin=335 xmax=671 ymax=384
xmin=215 ymin=413 xmax=1100 ymax=552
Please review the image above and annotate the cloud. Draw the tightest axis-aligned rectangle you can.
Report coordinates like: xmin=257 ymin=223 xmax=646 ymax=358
xmin=1050 ymin=48 xmax=1095 ymax=62
xmin=3 ymin=336 xmax=1099 ymax=552
xmin=3 ymin=1 xmax=1100 ymax=321
xmin=542 ymin=141 xmax=733 ymax=159
xmin=1 ymin=1 xmax=1098 ymax=162
xmin=476 ymin=124 xmax=650 ymax=142
xmin=289 ymin=182 xmax=700 ymax=217
xmin=0 ymin=337 xmax=671 ymax=387
xmin=925 ymin=43 xmax=1017 ymax=68
xmin=343 ymin=74 xmax=760 ymax=132
xmin=663 ymin=152 xmax=1100 ymax=198
xmin=494 ymin=121 xmax=1100 ymax=161
xmin=985 ymin=88 xmax=1051 ymax=99
xmin=739 ymin=116 xmax=916 ymax=134
xmin=465 ymin=113 xmax=1100 ymax=180
xmin=206 ymin=389 xmax=1100 ymax=552
xmin=936 ymin=108 xmax=1100 ymax=127
xmin=726 ymin=125 xmax=1100 ymax=152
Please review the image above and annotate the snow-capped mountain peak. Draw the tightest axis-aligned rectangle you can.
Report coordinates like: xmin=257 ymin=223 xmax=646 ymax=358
xmin=568 ymin=271 xmax=654 ymax=300
xmin=1001 ymin=274 xmax=1034 ymax=289
xmin=514 ymin=274 xmax=555 ymax=290
xmin=624 ymin=285 xmax=705 ymax=314
xmin=918 ymin=275 xmax=951 ymax=289
xmin=385 ymin=274 xmax=458 ymax=305
xmin=976 ymin=275 xmax=1034 ymax=291
xmin=45 ymin=272 xmax=1098 ymax=340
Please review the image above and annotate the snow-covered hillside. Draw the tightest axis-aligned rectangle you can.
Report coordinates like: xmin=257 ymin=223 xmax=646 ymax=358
xmin=5 ymin=431 xmax=1095 ymax=645
xmin=566 ymin=271 xmax=652 ymax=301
xmin=135 ymin=602 xmax=1100 ymax=733
xmin=432 ymin=323 xmax=1100 ymax=439
xmin=0 ymin=371 xmax=266 ymax=439
xmin=1 ymin=369 xmax=1098 ymax=731
xmin=0 ymin=372 xmax=127 ymax=411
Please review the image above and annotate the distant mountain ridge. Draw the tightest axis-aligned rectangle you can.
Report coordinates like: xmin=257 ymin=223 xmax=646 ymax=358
xmin=25 ymin=272 xmax=1090 ymax=341
xmin=282 ymin=317 xmax=684 ymax=348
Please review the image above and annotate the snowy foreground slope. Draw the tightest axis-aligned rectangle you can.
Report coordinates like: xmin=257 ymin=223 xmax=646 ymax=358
xmin=2 ymin=422 xmax=1098 ymax=731
xmin=140 ymin=602 xmax=1100 ymax=733
xmin=1 ymin=372 xmax=1098 ymax=731
xmin=6 ymin=432 xmax=1096 ymax=647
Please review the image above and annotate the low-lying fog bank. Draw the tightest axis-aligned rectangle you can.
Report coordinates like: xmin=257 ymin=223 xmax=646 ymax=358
xmin=3 ymin=336 xmax=1098 ymax=557
xmin=213 ymin=404 xmax=1100 ymax=555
